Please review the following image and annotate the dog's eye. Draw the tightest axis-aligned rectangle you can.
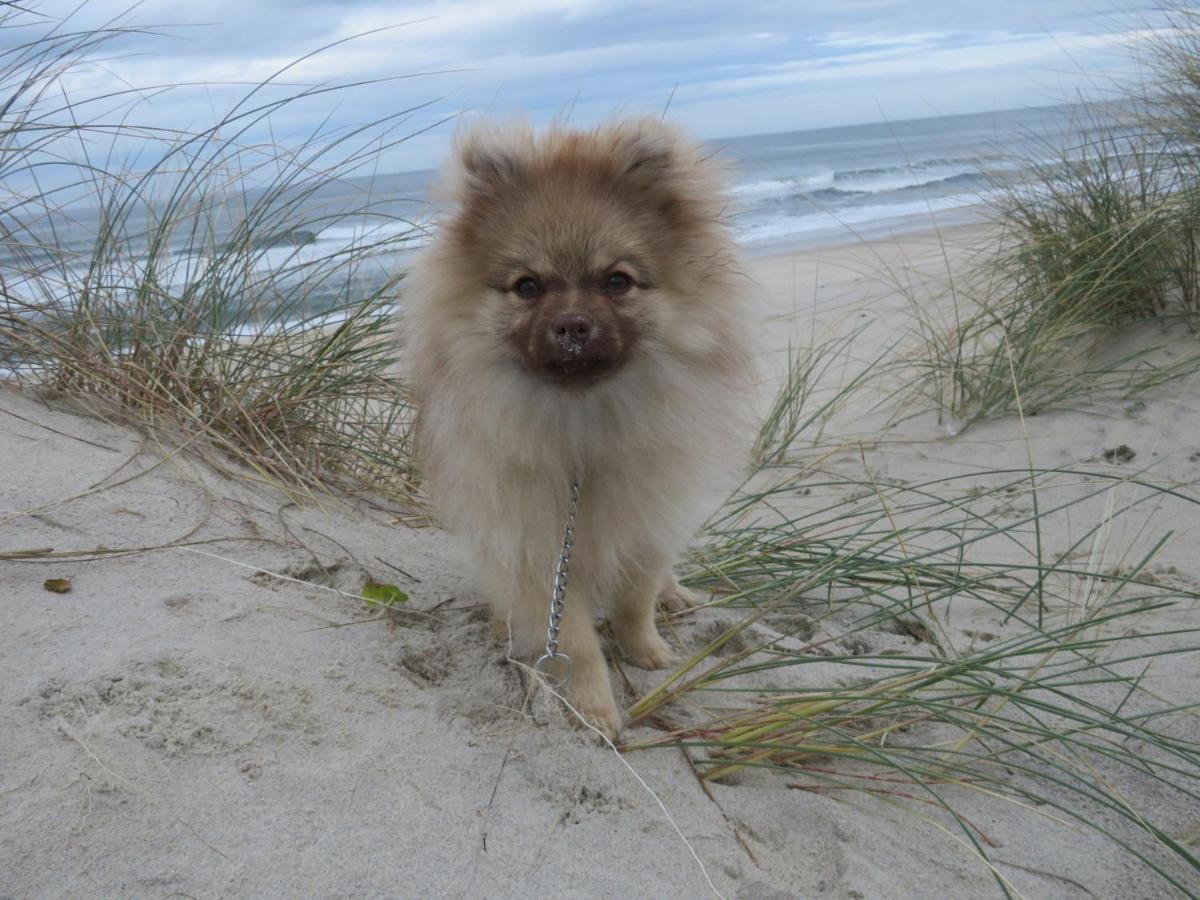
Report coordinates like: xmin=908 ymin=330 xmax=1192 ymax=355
xmin=511 ymin=276 xmax=542 ymax=299
xmin=606 ymin=271 xmax=633 ymax=294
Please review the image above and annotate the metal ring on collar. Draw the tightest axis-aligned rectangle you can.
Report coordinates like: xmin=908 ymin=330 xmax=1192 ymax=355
xmin=533 ymin=652 xmax=573 ymax=688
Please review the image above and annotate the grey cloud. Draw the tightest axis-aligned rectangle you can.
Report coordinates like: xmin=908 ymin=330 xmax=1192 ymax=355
xmin=11 ymin=0 xmax=1148 ymax=172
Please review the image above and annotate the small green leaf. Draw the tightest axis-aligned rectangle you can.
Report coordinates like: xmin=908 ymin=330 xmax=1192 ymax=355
xmin=43 ymin=577 xmax=73 ymax=594
xmin=361 ymin=580 xmax=408 ymax=606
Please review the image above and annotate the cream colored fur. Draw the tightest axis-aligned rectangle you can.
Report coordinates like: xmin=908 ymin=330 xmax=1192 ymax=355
xmin=401 ymin=118 xmax=751 ymax=737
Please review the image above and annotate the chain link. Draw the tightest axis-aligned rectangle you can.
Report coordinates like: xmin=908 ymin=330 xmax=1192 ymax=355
xmin=534 ymin=478 xmax=581 ymax=686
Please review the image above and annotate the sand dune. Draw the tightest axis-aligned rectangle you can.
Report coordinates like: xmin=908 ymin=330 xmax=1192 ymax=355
xmin=3 ymin=227 xmax=1198 ymax=898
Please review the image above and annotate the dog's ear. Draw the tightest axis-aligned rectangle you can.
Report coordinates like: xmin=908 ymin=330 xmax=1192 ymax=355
xmin=448 ymin=121 xmax=533 ymax=200
xmin=602 ymin=118 xmax=726 ymax=229
xmin=605 ymin=118 xmax=687 ymax=183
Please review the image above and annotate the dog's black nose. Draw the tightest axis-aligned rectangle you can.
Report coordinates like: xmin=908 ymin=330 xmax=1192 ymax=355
xmin=552 ymin=314 xmax=594 ymax=352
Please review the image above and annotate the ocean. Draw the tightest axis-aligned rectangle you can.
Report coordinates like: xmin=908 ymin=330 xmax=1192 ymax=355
xmin=265 ymin=102 xmax=1126 ymax=265
xmin=2 ymin=103 xmax=1127 ymax=326
xmin=332 ymin=103 xmax=1120 ymax=252
xmin=274 ymin=103 xmax=1114 ymax=260
xmin=719 ymin=104 xmax=1097 ymax=251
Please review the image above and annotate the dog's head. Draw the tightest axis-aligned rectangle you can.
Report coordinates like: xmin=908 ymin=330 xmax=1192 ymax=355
xmin=429 ymin=118 xmax=737 ymax=388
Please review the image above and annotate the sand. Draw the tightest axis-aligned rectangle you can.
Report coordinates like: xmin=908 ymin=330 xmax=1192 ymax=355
xmin=2 ymin=226 xmax=1198 ymax=898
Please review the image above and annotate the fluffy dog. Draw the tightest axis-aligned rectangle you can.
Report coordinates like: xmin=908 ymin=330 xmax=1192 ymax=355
xmin=402 ymin=118 xmax=750 ymax=737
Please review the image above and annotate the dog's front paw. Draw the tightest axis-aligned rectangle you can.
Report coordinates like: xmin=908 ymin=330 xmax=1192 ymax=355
xmin=569 ymin=675 xmax=624 ymax=741
xmin=658 ymin=581 xmax=700 ymax=612
xmin=622 ymin=632 xmax=680 ymax=671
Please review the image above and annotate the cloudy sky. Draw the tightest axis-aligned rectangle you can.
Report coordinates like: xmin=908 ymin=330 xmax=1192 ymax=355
xmin=23 ymin=0 xmax=1147 ymax=173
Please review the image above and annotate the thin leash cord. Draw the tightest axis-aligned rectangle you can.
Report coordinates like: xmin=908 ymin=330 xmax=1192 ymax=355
xmin=523 ymin=477 xmax=727 ymax=900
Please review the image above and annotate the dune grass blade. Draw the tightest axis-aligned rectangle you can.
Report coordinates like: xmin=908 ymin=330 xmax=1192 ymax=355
xmin=752 ymin=324 xmax=886 ymax=464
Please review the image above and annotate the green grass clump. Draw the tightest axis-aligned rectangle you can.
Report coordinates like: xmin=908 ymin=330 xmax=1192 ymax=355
xmin=899 ymin=7 xmax=1200 ymax=428
xmin=1000 ymin=134 xmax=1189 ymax=323
xmin=901 ymin=139 xmax=1200 ymax=426
xmin=0 ymin=6 xmax=424 ymax=503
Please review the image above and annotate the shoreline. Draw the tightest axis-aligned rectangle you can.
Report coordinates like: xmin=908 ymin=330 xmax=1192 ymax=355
xmin=735 ymin=201 xmax=992 ymax=260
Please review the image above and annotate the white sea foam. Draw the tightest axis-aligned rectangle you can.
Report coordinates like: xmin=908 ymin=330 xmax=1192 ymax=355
xmin=728 ymin=157 xmax=997 ymax=206
xmin=730 ymin=169 xmax=836 ymax=199
xmin=833 ymin=161 xmax=983 ymax=194
xmin=732 ymin=191 xmax=993 ymax=245
xmin=312 ymin=219 xmax=432 ymax=245
xmin=223 ymin=302 xmax=401 ymax=340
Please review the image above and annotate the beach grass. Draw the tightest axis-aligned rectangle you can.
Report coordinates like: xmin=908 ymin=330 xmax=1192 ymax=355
xmin=894 ymin=8 xmax=1200 ymax=429
xmin=1 ymin=6 xmax=424 ymax=504
xmin=752 ymin=324 xmax=880 ymax=464
xmin=623 ymin=340 xmax=1200 ymax=894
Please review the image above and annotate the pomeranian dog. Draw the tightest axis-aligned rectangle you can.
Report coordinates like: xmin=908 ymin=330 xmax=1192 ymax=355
xmin=402 ymin=118 xmax=750 ymax=738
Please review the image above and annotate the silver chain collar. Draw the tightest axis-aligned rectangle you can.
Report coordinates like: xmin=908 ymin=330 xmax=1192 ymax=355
xmin=533 ymin=478 xmax=581 ymax=687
